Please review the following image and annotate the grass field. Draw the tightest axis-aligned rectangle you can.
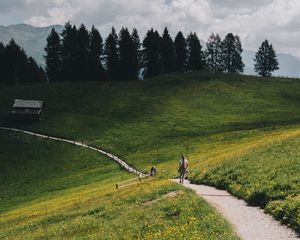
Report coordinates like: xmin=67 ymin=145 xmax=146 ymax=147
xmin=1 ymin=73 xmax=300 ymax=171
xmin=1 ymin=72 xmax=300 ymax=237
xmin=0 ymin=133 xmax=238 ymax=240
xmin=191 ymin=132 xmax=300 ymax=231
xmin=0 ymin=131 xmax=128 ymax=212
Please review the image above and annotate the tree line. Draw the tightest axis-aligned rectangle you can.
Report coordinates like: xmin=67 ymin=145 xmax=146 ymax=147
xmin=45 ymin=23 xmax=248 ymax=82
xmin=0 ymin=22 xmax=279 ymax=86
xmin=0 ymin=39 xmax=45 ymax=86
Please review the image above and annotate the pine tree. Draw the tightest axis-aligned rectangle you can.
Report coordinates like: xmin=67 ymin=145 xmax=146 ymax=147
xmin=142 ymin=28 xmax=162 ymax=78
xmin=24 ymin=57 xmax=45 ymax=83
xmin=5 ymin=39 xmax=27 ymax=85
xmin=131 ymin=28 xmax=141 ymax=78
xmin=254 ymin=40 xmax=279 ymax=77
xmin=0 ymin=42 xmax=5 ymax=85
xmin=222 ymin=33 xmax=244 ymax=73
xmin=234 ymin=35 xmax=244 ymax=72
xmin=205 ymin=33 xmax=224 ymax=72
xmin=61 ymin=22 xmax=78 ymax=81
xmin=174 ymin=31 xmax=187 ymax=72
xmin=76 ymin=24 xmax=90 ymax=81
xmin=119 ymin=27 xmax=138 ymax=80
xmin=104 ymin=27 xmax=120 ymax=80
xmin=2 ymin=39 xmax=45 ymax=85
xmin=161 ymin=27 xmax=175 ymax=73
xmin=44 ymin=28 xmax=61 ymax=82
xmin=89 ymin=25 xmax=105 ymax=81
xmin=187 ymin=32 xmax=205 ymax=71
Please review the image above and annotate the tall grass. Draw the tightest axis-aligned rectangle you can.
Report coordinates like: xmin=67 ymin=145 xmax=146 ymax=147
xmin=192 ymin=134 xmax=300 ymax=232
xmin=1 ymin=72 xmax=300 ymax=237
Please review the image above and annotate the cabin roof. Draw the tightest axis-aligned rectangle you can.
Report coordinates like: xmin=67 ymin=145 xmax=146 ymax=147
xmin=13 ymin=99 xmax=44 ymax=109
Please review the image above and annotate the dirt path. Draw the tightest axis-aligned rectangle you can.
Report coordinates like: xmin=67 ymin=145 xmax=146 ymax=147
xmin=179 ymin=180 xmax=299 ymax=240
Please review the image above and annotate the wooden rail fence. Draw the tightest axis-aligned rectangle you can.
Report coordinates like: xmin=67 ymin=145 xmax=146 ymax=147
xmin=0 ymin=127 xmax=149 ymax=178
xmin=116 ymin=175 xmax=151 ymax=189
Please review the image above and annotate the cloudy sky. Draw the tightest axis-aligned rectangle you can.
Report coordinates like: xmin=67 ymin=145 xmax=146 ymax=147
xmin=1 ymin=0 xmax=300 ymax=57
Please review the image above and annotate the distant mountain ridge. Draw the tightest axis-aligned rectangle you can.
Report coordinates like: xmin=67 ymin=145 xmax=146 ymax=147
xmin=0 ymin=24 xmax=63 ymax=65
xmin=1 ymin=24 xmax=300 ymax=78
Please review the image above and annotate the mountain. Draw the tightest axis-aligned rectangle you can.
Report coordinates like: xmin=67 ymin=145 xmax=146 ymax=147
xmin=243 ymin=49 xmax=300 ymax=78
xmin=1 ymin=24 xmax=300 ymax=78
xmin=0 ymin=24 xmax=63 ymax=65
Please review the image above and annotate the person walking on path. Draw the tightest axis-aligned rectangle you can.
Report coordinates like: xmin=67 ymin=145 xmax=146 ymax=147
xmin=178 ymin=155 xmax=189 ymax=184
xmin=150 ymin=166 xmax=157 ymax=176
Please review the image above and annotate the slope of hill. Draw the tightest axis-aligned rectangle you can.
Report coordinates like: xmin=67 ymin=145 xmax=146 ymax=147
xmin=0 ymin=120 xmax=238 ymax=239
xmin=193 ymin=129 xmax=300 ymax=232
xmin=1 ymin=72 xmax=300 ymax=237
xmin=1 ymin=73 xmax=300 ymax=169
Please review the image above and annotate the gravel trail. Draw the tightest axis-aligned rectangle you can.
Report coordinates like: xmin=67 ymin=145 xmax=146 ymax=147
xmin=180 ymin=180 xmax=299 ymax=240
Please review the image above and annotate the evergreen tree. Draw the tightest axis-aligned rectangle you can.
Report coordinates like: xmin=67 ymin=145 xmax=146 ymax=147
xmin=187 ymin=32 xmax=205 ymax=71
xmin=5 ymin=39 xmax=27 ymax=85
xmin=142 ymin=28 xmax=162 ymax=78
xmin=89 ymin=25 xmax=105 ymax=81
xmin=44 ymin=28 xmax=61 ymax=82
xmin=205 ymin=33 xmax=224 ymax=72
xmin=222 ymin=33 xmax=244 ymax=73
xmin=161 ymin=27 xmax=175 ymax=73
xmin=25 ymin=57 xmax=45 ymax=84
xmin=104 ymin=27 xmax=120 ymax=80
xmin=76 ymin=24 xmax=90 ymax=81
xmin=61 ymin=22 xmax=78 ymax=81
xmin=1 ymin=39 xmax=45 ymax=85
xmin=119 ymin=27 xmax=138 ymax=80
xmin=254 ymin=40 xmax=279 ymax=77
xmin=174 ymin=31 xmax=187 ymax=72
xmin=0 ymin=42 xmax=5 ymax=85
xmin=234 ymin=35 xmax=244 ymax=72
xmin=131 ymin=28 xmax=141 ymax=77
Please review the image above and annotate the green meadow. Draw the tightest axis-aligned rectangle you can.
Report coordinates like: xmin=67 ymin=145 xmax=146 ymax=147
xmin=192 ymin=133 xmax=300 ymax=232
xmin=0 ymin=133 xmax=238 ymax=239
xmin=1 ymin=72 xmax=300 ymax=238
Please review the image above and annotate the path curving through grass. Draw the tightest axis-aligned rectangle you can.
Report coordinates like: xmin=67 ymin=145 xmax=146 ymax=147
xmin=180 ymin=180 xmax=299 ymax=240
xmin=3 ymin=126 xmax=300 ymax=239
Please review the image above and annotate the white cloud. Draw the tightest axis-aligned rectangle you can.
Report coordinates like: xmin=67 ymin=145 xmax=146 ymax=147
xmin=25 ymin=1 xmax=80 ymax=26
xmin=1 ymin=0 xmax=300 ymax=57
xmin=207 ymin=0 xmax=300 ymax=56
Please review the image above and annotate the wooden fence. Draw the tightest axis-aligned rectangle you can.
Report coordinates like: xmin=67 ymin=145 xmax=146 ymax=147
xmin=0 ymin=127 xmax=149 ymax=178
xmin=116 ymin=174 xmax=151 ymax=189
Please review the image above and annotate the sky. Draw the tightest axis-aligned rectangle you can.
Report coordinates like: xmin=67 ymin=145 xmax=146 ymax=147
xmin=1 ymin=0 xmax=300 ymax=57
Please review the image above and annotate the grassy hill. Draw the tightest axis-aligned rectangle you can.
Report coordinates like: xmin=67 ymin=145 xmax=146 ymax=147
xmin=1 ymin=72 xmax=300 ymax=238
xmin=192 ymin=130 xmax=300 ymax=231
xmin=0 ymin=131 xmax=238 ymax=239
xmin=1 ymin=73 xmax=300 ymax=171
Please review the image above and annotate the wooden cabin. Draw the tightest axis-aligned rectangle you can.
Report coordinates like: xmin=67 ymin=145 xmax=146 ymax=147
xmin=11 ymin=99 xmax=44 ymax=121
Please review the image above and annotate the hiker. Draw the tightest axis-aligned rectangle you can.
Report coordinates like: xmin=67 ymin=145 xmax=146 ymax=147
xmin=178 ymin=155 xmax=189 ymax=184
xmin=150 ymin=166 xmax=157 ymax=176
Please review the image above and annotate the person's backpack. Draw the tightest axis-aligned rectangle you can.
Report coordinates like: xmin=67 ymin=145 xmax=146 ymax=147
xmin=180 ymin=159 xmax=187 ymax=169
